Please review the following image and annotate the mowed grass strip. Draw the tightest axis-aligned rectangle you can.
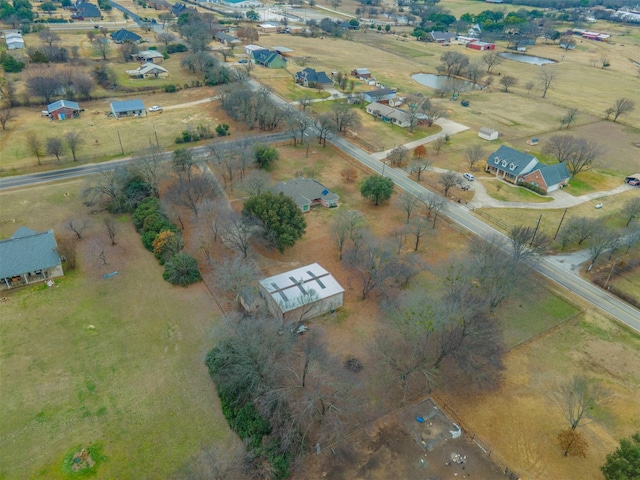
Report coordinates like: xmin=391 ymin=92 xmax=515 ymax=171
xmin=0 ymin=181 xmax=232 ymax=479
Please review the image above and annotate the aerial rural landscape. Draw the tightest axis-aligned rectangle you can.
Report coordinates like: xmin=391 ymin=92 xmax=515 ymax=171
xmin=1 ymin=0 xmax=639 ymax=477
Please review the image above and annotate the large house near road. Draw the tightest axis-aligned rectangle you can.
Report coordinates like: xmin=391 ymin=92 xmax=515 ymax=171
xmin=271 ymin=177 xmax=339 ymax=212
xmin=258 ymin=263 xmax=344 ymax=323
xmin=110 ymin=29 xmax=142 ymax=44
xmin=47 ymin=99 xmax=81 ymax=120
xmin=485 ymin=145 xmax=571 ymax=193
xmin=0 ymin=227 xmax=64 ymax=290
xmin=251 ymin=49 xmax=286 ymax=68
xmin=294 ymin=68 xmax=333 ymax=89
xmin=214 ymin=32 xmax=241 ymax=46
xmin=171 ymin=2 xmax=197 ymax=16
xmin=73 ymin=1 xmax=101 ymax=18
xmin=110 ymin=99 xmax=146 ymax=118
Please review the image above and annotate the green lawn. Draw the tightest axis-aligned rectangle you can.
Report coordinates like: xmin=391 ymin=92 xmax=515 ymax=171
xmin=483 ymin=180 xmax=554 ymax=203
xmin=0 ymin=183 xmax=233 ymax=479
xmin=498 ymin=281 xmax=580 ymax=347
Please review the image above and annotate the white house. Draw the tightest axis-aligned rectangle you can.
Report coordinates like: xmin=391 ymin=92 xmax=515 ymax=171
xmin=258 ymin=263 xmax=344 ymax=324
xmin=478 ymin=127 xmax=499 ymax=141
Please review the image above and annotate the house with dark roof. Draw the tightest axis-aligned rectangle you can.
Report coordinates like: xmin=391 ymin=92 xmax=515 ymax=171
xmin=485 ymin=145 xmax=570 ymax=192
xmin=171 ymin=2 xmax=197 ymax=16
xmin=0 ymin=227 xmax=63 ymax=289
xmin=110 ymin=99 xmax=146 ymax=118
xmin=294 ymin=68 xmax=333 ymax=89
xmin=126 ymin=62 xmax=168 ymax=79
xmin=428 ymin=31 xmax=456 ymax=43
xmin=365 ymin=102 xmax=428 ymax=128
xmin=363 ymin=88 xmax=397 ymax=104
xmin=110 ymin=29 xmax=142 ymax=44
xmin=271 ymin=177 xmax=339 ymax=212
xmin=251 ymin=49 xmax=287 ymax=69
xmin=74 ymin=1 xmax=101 ymax=18
xmin=47 ymin=100 xmax=81 ymax=120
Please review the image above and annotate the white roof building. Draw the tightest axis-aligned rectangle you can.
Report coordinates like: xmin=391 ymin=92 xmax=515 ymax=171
xmin=258 ymin=263 xmax=344 ymax=323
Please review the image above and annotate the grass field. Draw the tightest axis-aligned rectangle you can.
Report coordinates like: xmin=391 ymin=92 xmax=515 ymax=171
xmin=0 ymin=181 xmax=234 ymax=479
xmin=482 ymin=178 xmax=554 ymax=203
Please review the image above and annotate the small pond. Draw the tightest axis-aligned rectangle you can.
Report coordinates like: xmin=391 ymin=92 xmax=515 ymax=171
xmin=412 ymin=73 xmax=480 ymax=91
xmin=498 ymin=52 xmax=557 ymax=65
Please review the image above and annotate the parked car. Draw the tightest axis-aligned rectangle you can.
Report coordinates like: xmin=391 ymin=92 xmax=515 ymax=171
xmin=238 ymin=59 xmax=248 ymax=64
xmin=463 ymin=173 xmax=475 ymax=181
xmin=628 ymin=179 xmax=640 ymax=186
xmin=148 ymin=105 xmax=163 ymax=112
xmin=595 ymin=203 xmax=604 ymax=209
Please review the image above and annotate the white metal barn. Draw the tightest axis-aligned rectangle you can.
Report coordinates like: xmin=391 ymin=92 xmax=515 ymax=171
xmin=478 ymin=127 xmax=499 ymax=141
xmin=258 ymin=263 xmax=344 ymax=323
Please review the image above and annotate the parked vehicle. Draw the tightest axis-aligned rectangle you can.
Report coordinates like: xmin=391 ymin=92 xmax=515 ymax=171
xmin=148 ymin=105 xmax=163 ymax=112
xmin=463 ymin=173 xmax=475 ymax=181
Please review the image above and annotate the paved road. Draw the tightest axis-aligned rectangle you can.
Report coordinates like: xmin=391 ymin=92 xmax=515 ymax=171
xmin=327 ymin=135 xmax=640 ymax=334
xmin=0 ymin=132 xmax=291 ymax=190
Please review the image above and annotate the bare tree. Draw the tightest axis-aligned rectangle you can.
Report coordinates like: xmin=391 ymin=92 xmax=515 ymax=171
xmin=396 ymin=190 xmax=421 ymax=223
xmin=432 ymin=136 xmax=446 ymax=155
xmin=465 ymin=145 xmax=485 ymax=171
xmin=92 ymin=38 xmax=110 ymax=61
xmin=404 ymin=94 xmax=427 ymax=133
xmin=561 ymin=217 xmax=599 ymax=246
xmin=0 ymin=107 xmax=16 ymax=130
xmin=559 ymin=108 xmax=578 ymax=129
xmin=82 ymin=169 xmax=125 ymax=211
xmin=166 ymin=174 xmax=221 ymax=219
xmin=438 ymin=171 xmax=462 ymax=196
xmin=315 ymin=113 xmax=337 ymax=146
xmin=173 ymin=442 xmax=248 ymax=480
xmin=538 ymin=66 xmax=558 ymax=98
xmin=423 ymin=191 xmax=446 ymax=228
xmin=345 ymin=237 xmax=400 ymax=300
xmin=407 ymin=215 xmax=430 ymax=251
xmin=103 ymin=216 xmax=117 ymax=245
xmin=543 ymin=135 xmax=602 ymax=177
xmin=499 ymin=75 xmax=518 ymax=93
xmin=218 ymin=256 xmax=259 ymax=306
xmin=509 ymin=224 xmax=549 ymax=264
xmin=409 ymin=158 xmax=431 ymax=182
xmin=624 ymin=197 xmax=640 ymax=227
xmin=299 ymin=94 xmax=313 ymax=112
xmin=550 ymin=375 xmax=611 ymax=430
xmin=46 ymin=137 xmax=64 ymax=164
xmin=610 ymin=98 xmax=635 ymax=123
xmin=220 ymin=212 xmax=255 ymax=258
xmin=25 ymin=65 xmax=63 ymax=104
xmin=157 ymin=31 xmax=176 ymax=46
xmin=422 ymin=100 xmax=447 ymax=127
xmin=65 ymin=131 xmax=82 ymax=162
xmin=386 ymin=145 xmax=408 ymax=167
xmin=131 ymin=145 xmax=165 ymax=197
xmin=482 ymin=50 xmax=504 ymax=73
xmin=465 ymin=61 xmax=484 ymax=87
xmin=329 ymin=102 xmax=361 ymax=133
xmin=587 ymin=226 xmax=620 ymax=267
xmin=66 ymin=217 xmax=90 ymax=239
xmin=331 ymin=210 xmax=365 ymax=260
xmin=242 ymin=170 xmax=271 ymax=197
xmin=525 ymin=80 xmax=535 ymax=94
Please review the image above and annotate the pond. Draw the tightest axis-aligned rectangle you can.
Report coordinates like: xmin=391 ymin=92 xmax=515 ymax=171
xmin=498 ymin=52 xmax=557 ymax=65
xmin=411 ymin=73 xmax=479 ymax=92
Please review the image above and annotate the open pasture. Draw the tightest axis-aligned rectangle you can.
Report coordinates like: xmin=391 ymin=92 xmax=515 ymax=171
xmin=0 ymin=180 xmax=234 ymax=479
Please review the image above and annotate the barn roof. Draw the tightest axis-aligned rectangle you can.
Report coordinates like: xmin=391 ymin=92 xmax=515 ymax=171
xmin=259 ymin=263 xmax=344 ymax=313
xmin=0 ymin=228 xmax=61 ymax=279
xmin=110 ymin=99 xmax=145 ymax=113
xmin=48 ymin=100 xmax=80 ymax=113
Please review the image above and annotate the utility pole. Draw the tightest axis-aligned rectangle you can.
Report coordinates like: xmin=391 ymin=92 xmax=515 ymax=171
xmin=117 ymin=129 xmax=124 ymax=156
xmin=530 ymin=214 xmax=542 ymax=246
xmin=554 ymin=208 xmax=568 ymax=240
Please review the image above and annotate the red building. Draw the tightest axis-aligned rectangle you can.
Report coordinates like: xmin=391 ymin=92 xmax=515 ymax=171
xmin=467 ymin=40 xmax=496 ymax=51
xmin=47 ymin=100 xmax=81 ymax=120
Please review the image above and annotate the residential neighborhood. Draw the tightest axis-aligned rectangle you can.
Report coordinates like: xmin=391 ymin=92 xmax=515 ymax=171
xmin=0 ymin=0 xmax=639 ymax=479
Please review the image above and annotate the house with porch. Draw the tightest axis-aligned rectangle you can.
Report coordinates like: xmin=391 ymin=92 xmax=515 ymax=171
xmin=271 ymin=177 xmax=339 ymax=212
xmin=485 ymin=145 xmax=570 ymax=193
xmin=126 ymin=62 xmax=168 ymax=79
xmin=47 ymin=100 xmax=81 ymax=120
xmin=215 ymin=31 xmax=242 ymax=46
xmin=428 ymin=31 xmax=456 ymax=43
xmin=365 ymin=102 xmax=422 ymax=128
xmin=110 ymin=99 xmax=146 ymax=118
xmin=0 ymin=227 xmax=63 ymax=290
xmin=132 ymin=50 xmax=165 ymax=63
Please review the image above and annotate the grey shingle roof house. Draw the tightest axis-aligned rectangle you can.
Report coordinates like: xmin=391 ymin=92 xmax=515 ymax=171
xmin=0 ymin=227 xmax=63 ymax=289
xmin=294 ymin=68 xmax=333 ymax=89
xmin=110 ymin=99 xmax=146 ymax=118
xmin=271 ymin=177 xmax=339 ymax=212
xmin=110 ymin=29 xmax=142 ymax=43
xmin=74 ymin=1 xmax=101 ymax=18
xmin=486 ymin=145 xmax=570 ymax=192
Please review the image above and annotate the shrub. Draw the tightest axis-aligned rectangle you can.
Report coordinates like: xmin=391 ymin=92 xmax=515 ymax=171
xmin=133 ymin=197 xmax=160 ymax=230
xmin=162 ymin=252 xmax=201 ymax=286
xmin=216 ymin=123 xmax=230 ymax=136
xmin=166 ymin=43 xmax=187 ymax=54
xmin=519 ymin=182 xmax=548 ymax=196
xmin=163 ymin=83 xmax=177 ymax=93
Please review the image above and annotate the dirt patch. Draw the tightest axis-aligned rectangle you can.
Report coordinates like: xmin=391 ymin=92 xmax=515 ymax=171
xmin=69 ymin=448 xmax=95 ymax=472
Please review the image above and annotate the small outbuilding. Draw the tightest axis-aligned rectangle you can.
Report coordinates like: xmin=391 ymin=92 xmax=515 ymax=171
xmin=478 ymin=127 xmax=499 ymax=141
xmin=132 ymin=50 xmax=165 ymax=63
xmin=47 ymin=99 xmax=81 ymax=120
xmin=258 ymin=263 xmax=344 ymax=323
xmin=110 ymin=99 xmax=146 ymax=118
xmin=5 ymin=32 xmax=25 ymax=49
xmin=0 ymin=226 xmax=64 ymax=289
xmin=363 ymin=88 xmax=396 ymax=104
xmin=351 ymin=67 xmax=371 ymax=78
xmin=467 ymin=40 xmax=495 ymax=51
